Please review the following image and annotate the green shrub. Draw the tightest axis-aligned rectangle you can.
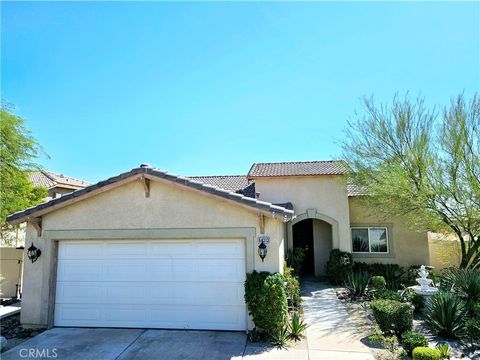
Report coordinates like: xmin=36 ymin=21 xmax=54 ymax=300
xmin=326 ymin=250 xmax=352 ymax=285
xmin=371 ymin=299 xmax=413 ymax=336
xmin=283 ymin=262 xmax=302 ymax=309
xmin=245 ymin=271 xmax=288 ymax=339
xmin=465 ymin=317 xmax=480 ymax=344
xmin=286 ymin=247 xmax=305 ymax=275
xmin=424 ymin=292 xmax=467 ymax=338
xmin=371 ymin=276 xmax=386 ymax=290
xmin=345 ymin=272 xmax=369 ymax=297
xmin=410 ymin=292 xmax=425 ymax=311
xmin=374 ymin=289 xmax=403 ymax=302
xmin=401 ymin=331 xmax=428 ymax=356
xmin=412 ymin=347 xmax=441 ymax=360
xmin=288 ymin=312 xmax=308 ymax=341
xmin=466 ymin=301 xmax=480 ymax=342
xmin=353 ymin=262 xmax=405 ymax=290
xmin=402 ymin=288 xmax=425 ymax=311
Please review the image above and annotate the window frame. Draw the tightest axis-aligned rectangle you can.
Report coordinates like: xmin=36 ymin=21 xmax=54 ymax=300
xmin=351 ymin=226 xmax=389 ymax=254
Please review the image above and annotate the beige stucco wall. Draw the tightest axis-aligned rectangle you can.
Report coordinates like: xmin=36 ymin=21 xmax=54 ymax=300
xmin=428 ymin=232 xmax=461 ymax=271
xmin=254 ymin=176 xmax=351 ymax=252
xmin=0 ymin=247 xmax=23 ymax=298
xmin=20 ymin=178 xmax=286 ymax=328
xmin=349 ymin=198 xmax=430 ymax=268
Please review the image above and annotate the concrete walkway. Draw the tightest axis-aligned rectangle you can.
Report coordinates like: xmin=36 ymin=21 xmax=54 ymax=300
xmin=302 ymin=280 xmax=374 ymax=360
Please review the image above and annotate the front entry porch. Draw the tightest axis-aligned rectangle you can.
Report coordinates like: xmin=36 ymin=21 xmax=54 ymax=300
xmin=292 ymin=218 xmax=332 ymax=277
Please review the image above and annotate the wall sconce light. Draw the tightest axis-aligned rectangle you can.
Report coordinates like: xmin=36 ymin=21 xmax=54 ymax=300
xmin=257 ymin=235 xmax=270 ymax=262
xmin=27 ymin=243 xmax=41 ymax=263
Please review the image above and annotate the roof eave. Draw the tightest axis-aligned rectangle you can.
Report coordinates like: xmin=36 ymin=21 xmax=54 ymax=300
xmin=7 ymin=168 xmax=294 ymax=225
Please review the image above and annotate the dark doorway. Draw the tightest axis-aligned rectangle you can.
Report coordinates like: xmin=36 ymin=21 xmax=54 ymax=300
xmin=292 ymin=219 xmax=315 ymax=275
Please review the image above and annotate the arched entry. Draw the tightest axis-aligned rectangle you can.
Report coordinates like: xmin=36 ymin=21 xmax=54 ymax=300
xmin=287 ymin=209 xmax=339 ymax=277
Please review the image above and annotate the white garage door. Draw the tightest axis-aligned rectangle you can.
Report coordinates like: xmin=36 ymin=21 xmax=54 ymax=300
xmin=54 ymin=239 xmax=247 ymax=330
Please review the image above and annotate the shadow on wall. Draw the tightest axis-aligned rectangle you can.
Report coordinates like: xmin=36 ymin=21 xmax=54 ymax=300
xmin=428 ymin=232 xmax=461 ymax=271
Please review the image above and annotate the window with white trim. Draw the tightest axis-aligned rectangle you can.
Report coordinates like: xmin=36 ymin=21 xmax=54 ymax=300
xmin=351 ymin=227 xmax=389 ymax=253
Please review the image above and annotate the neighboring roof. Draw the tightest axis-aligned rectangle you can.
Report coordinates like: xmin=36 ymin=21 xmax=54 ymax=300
xmin=347 ymin=184 xmax=367 ymax=197
xmin=188 ymin=175 xmax=256 ymax=198
xmin=189 ymin=175 xmax=251 ymax=193
xmin=29 ymin=170 xmax=90 ymax=189
xmin=8 ymin=165 xmax=294 ymax=225
xmin=247 ymin=160 xmax=346 ymax=178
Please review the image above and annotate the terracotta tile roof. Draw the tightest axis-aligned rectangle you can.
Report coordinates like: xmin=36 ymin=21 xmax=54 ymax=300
xmin=347 ymin=184 xmax=367 ymax=197
xmin=247 ymin=160 xmax=346 ymax=178
xmin=29 ymin=170 xmax=90 ymax=189
xmin=189 ymin=175 xmax=251 ymax=193
xmin=8 ymin=165 xmax=294 ymax=224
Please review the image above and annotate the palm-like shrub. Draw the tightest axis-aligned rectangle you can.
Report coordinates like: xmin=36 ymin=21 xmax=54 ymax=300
xmin=345 ymin=272 xmax=369 ymax=297
xmin=424 ymin=292 xmax=467 ymax=338
xmin=452 ymin=269 xmax=480 ymax=312
xmin=288 ymin=312 xmax=308 ymax=341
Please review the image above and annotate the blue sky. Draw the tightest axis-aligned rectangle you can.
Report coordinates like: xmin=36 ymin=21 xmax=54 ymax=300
xmin=2 ymin=1 xmax=479 ymax=183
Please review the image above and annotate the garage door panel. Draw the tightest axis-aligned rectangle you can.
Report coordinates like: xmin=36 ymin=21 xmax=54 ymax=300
xmin=55 ymin=239 xmax=247 ymax=330
xmin=57 ymin=261 xmax=103 ymax=281
xmin=56 ymin=305 xmax=102 ymax=322
xmin=105 ymin=263 xmax=148 ymax=281
xmin=60 ymin=243 xmax=104 ymax=259
xmin=195 ymin=259 xmax=245 ymax=281
xmin=150 ymin=242 xmax=194 ymax=257
xmin=195 ymin=241 xmax=244 ymax=258
xmin=106 ymin=242 xmax=148 ymax=257
xmin=56 ymin=284 xmax=104 ymax=302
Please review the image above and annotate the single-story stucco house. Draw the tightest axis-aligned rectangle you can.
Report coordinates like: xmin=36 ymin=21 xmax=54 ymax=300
xmin=6 ymin=160 xmax=430 ymax=331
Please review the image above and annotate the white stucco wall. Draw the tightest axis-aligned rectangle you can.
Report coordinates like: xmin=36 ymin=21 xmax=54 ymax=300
xmin=254 ymin=176 xmax=351 ymax=252
xmin=20 ymin=179 xmax=286 ymax=328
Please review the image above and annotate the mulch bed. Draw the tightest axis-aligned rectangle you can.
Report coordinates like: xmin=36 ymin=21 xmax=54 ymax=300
xmin=335 ymin=287 xmax=477 ymax=360
xmin=0 ymin=314 xmax=46 ymax=340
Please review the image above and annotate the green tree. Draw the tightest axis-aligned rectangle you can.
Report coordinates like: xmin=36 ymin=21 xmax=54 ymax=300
xmin=342 ymin=94 xmax=480 ymax=269
xmin=0 ymin=102 xmax=48 ymax=245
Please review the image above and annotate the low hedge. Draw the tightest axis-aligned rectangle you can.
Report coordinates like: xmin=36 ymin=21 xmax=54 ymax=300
xmin=370 ymin=299 xmax=413 ymax=336
xmin=374 ymin=289 xmax=403 ymax=302
xmin=244 ymin=271 xmax=288 ymax=339
xmin=353 ymin=262 xmax=405 ymax=290
xmin=412 ymin=347 xmax=441 ymax=360
xmin=401 ymin=331 xmax=428 ymax=356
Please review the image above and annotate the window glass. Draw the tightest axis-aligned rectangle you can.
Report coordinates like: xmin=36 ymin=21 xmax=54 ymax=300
xmin=369 ymin=228 xmax=388 ymax=253
xmin=352 ymin=228 xmax=369 ymax=252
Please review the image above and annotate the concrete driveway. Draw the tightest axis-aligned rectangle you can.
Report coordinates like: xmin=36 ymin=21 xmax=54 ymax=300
xmin=2 ymin=281 xmax=375 ymax=360
xmin=1 ymin=328 xmax=247 ymax=360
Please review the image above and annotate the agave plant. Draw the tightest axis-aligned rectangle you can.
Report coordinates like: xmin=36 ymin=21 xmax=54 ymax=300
xmin=424 ymin=292 xmax=467 ymax=338
xmin=436 ymin=343 xmax=453 ymax=359
xmin=288 ymin=312 xmax=308 ymax=341
xmin=271 ymin=326 xmax=289 ymax=347
xmin=452 ymin=269 xmax=480 ymax=302
xmin=345 ymin=272 xmax=370 ymax=297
